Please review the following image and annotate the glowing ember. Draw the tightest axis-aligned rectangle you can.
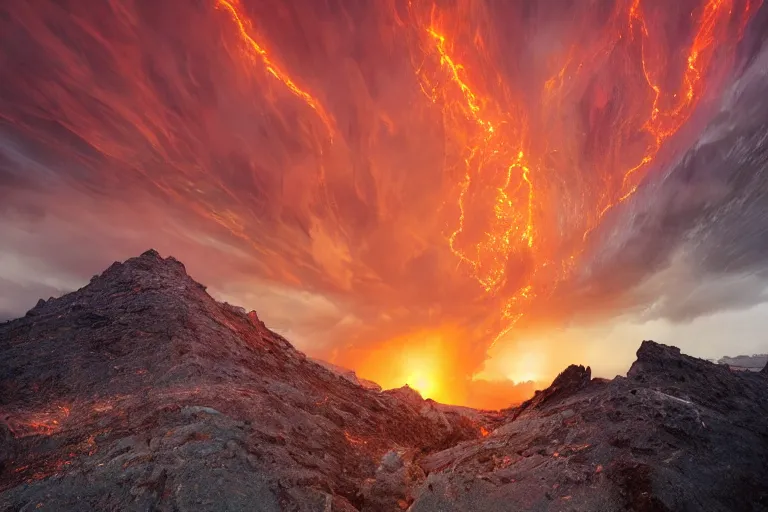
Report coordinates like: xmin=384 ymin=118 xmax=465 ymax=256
xmin=343 ymin=431 xmax=367 ymax=446
xmin=3 ymin=405 xmax=71 ymax=437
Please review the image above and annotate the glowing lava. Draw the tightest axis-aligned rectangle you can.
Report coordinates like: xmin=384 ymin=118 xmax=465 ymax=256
xmin=420 ymin=23 xmax=535 ymax=295
xmin=401 ymin=0 xmax=761 ymax=357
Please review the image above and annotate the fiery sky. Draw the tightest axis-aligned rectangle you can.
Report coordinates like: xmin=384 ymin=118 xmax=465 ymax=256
xmin=2 ymin=0 xmax=768 ymax=408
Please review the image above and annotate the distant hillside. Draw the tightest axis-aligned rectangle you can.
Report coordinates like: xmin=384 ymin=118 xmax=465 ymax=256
xmin=718 ymin=354 xmax=768 ymax=371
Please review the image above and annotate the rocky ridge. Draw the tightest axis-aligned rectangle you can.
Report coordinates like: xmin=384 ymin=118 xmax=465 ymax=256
xmin=717 ymin=354 xmax=768 ymax=372
xmin=1 ymin=250 xmax=767 ymax=511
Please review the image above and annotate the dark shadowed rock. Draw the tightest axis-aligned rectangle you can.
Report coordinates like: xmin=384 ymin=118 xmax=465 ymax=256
xmin=0 ymin=250 xmax=479 ymax=511
xmin=627 ymin=340 xmax=685 ymax=378
xmin=411 ymin=341 xmax=768 ymax=511
xmin=2 ymin=252 xmax=767 ymax=511
xmin=514 ymin=364 xmax=592 ymax=417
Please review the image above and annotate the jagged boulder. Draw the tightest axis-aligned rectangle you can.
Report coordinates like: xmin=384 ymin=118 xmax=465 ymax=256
xmin=360 ymin=450 xmax=425 ymax=511
xmin=514 ymin=364 xmax=592 ymax=416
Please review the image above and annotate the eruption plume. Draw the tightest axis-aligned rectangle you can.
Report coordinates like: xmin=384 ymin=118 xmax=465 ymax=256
xmin=0 ymin=0 xmax=765 ymax=407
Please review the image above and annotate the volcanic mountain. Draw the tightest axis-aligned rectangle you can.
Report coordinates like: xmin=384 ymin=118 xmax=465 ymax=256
xmin=1 ymin=250 xmax=767 ymax=511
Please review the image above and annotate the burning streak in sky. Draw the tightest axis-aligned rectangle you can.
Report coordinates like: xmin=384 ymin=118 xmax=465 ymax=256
xmin=0 ymin=0 xmax=762 ymax=407
xmin=214 ymin=0 xmax=334 ymax=133
xmin=398 ymin=0 xmax=759 ymax=356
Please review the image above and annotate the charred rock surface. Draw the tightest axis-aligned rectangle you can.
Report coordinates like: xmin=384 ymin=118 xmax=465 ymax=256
xmin=410 ymin=341 xmax=768 ymax=512
xmin=1 ymin=251 xmax=767 ymax=511
xmin=0 ymin=250 xmax=479 ymax=511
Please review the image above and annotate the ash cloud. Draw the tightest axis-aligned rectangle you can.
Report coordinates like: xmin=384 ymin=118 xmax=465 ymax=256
xmin=573 ymin=24 xmax=768 ymax=324
xmin=0 ymin=0 xmax=767 ymax=405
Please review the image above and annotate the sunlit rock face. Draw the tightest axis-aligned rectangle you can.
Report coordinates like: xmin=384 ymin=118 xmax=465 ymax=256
xmin=1 ymin=252 xmax=767 ymax=510
xmin=2 ymin=0 xmax=768 ymax=406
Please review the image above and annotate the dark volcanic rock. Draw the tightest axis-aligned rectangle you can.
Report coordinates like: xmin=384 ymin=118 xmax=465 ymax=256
xmin=0 ymin=250 xmax=480 ymax=511
xmin=2 ymin=251 xmax=768 ymax=511
xmin=410 ymin=341 xmax=768 ymax=512
xmin=512 ymin=364 xmax=592 ymax=418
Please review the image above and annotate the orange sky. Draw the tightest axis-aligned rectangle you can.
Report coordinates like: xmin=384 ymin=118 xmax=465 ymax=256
xmin=0 ymin=0 xmax=763 ymax=408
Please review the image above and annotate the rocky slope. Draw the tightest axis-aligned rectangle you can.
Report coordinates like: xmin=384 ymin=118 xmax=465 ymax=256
xmin=1 ymin=250 xmax=767 ymax=511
